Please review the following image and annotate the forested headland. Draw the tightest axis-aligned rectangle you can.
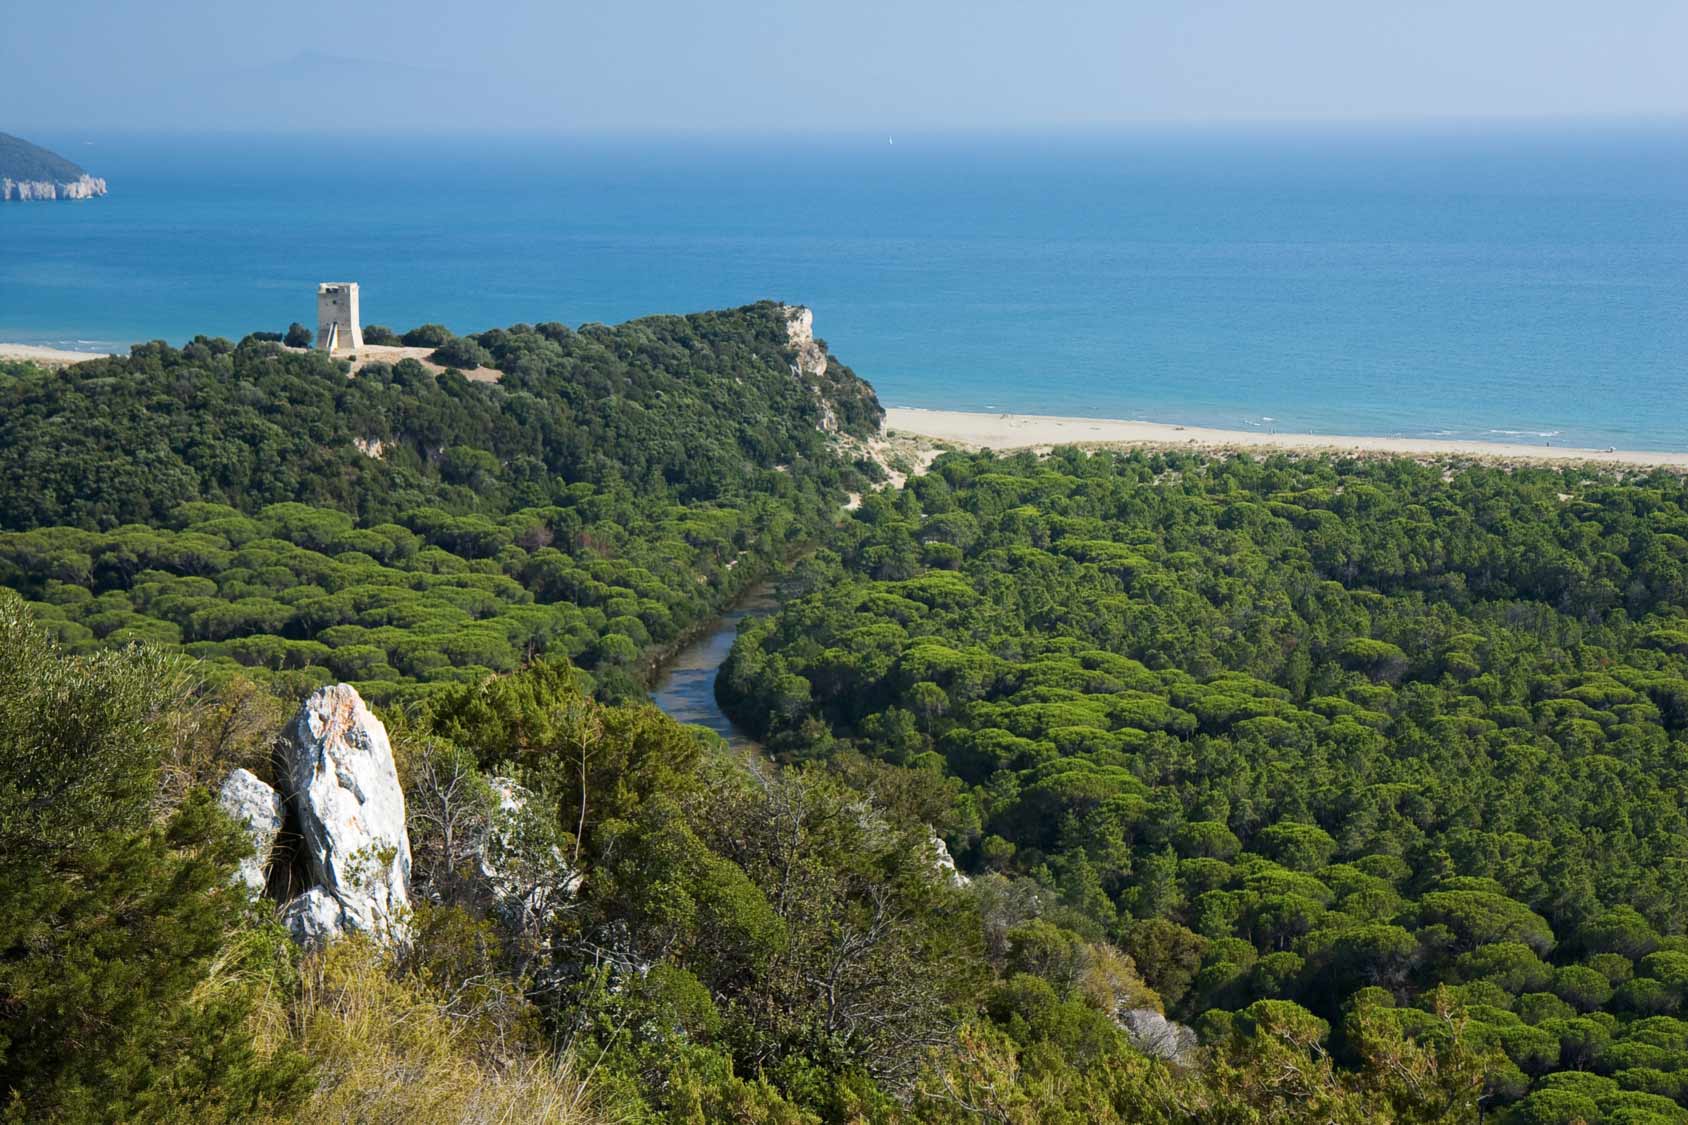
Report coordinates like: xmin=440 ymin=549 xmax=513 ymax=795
xmin=0 ymin=304 xmax=882 ymax=703
xmin=5 ymin=305 xmax=1688 ymax=1123
xmin=0 ymin=131 xmax=107 ymax=199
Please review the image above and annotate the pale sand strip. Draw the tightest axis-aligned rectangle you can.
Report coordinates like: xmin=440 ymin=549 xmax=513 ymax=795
xmin=0 ymin=343 xmax=119 ymax=365
xmin=2 ymin=341 xmax=500 ymax=383
xmin=884 ymin=407 xmax=1688 ymax=469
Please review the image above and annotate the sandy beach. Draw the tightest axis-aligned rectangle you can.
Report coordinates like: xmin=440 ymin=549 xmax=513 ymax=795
xmin=0 ymin=343 xmax=119 ymax=366
xmin=884 ymin=407 xmax=1688 ymax=469
xmin=6 ymin=339 xmax=1680 ymax=469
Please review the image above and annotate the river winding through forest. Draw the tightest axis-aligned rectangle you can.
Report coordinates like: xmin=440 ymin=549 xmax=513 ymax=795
xmin=648 ymin=585 xmax=779 ymax=749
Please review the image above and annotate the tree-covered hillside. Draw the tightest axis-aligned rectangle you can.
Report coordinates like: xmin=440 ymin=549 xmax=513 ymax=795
xmin=0 ymin=302 xmax=882 ymax=530
xmin=722 ymin=448 xmax=1688 ymax=1118
xmin=0 ymin=303 xmax=882 ymax=700
xmin=0 ymin=131 xmax=90 ymax=183
xmin=0 ymin=592 xmax=1508 ymax=1125
xmin=14 ymin=301 xmax=1688 ymax=1122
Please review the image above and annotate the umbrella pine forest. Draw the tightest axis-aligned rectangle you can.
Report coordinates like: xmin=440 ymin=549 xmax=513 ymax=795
xmin=5 ymin=304 xmax=1688 ymax=1123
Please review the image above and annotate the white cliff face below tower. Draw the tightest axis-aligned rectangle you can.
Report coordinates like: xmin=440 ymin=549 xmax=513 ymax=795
xmin=782 ymin=305 xmax=827 ymax=381
xmin=315 ymin=282 xmax=364 ymax=353
xmin=782 ymin=304 xmax=838 ymax=432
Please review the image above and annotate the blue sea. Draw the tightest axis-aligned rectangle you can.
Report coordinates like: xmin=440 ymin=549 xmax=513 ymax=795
xmin=3 ymin=126 xmax=1686 ymax=449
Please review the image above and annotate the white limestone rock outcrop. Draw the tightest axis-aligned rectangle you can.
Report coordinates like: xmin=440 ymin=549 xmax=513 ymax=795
xmin=928 ymin=829 xmax=971 ymax=889
xmin=1119 ymin=1007 xmax=1198 ymax=1064
xmin=783 ymin=305 xmax=827 ymax=379
xmin=281 ymin=684 xmax=412 ymax=946
xmin=783 ymin=305 xmax=841 ymax=432
xmin=217 ymin=768 xmax=284 ymax=898
xmin=479 ymin=777 xmax=538 ymax=886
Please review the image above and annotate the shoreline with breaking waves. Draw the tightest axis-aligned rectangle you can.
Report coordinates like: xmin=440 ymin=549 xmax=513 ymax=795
xmin=884 ymin=407 xmax=1688 ymax=470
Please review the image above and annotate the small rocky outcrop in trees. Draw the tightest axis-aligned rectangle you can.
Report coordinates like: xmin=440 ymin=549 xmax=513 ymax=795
xmin=927 ymin=829 xmax=971 ymax=889
xmin=1119 ymin=1008 xmax=1199 ymax=1064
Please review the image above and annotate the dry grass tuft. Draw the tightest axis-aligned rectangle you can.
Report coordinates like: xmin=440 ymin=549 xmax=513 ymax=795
xmin=271 ymin=937 xmax=604 ymax=1124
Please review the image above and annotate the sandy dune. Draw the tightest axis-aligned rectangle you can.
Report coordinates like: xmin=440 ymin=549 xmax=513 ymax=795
xmin=884 ymin=407 xmax=1688 ymax=469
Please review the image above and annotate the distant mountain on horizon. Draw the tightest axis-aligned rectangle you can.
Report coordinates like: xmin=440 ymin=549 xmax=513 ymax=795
xmin=1 ymin=132 xmax=106 ymax=200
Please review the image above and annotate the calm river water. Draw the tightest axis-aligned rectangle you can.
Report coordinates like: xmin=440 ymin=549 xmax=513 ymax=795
xmin=648 ymin=587 xmax=779 ymax=749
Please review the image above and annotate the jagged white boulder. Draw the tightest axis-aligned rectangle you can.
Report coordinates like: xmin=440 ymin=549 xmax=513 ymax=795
xmin=1119 ymin=1008 xmax=1198 ymax=1064
xmin=217 ymin=768 xmax=283 ymax=897
xmin=282 ymin=684 xmax=411 ymax=945
xmin=479 ymin=777 xmax=535 ymax=884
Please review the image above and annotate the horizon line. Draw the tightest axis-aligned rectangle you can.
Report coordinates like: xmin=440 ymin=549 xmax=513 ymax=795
xmin=21 ymin=112 xmax=1688 ymax=143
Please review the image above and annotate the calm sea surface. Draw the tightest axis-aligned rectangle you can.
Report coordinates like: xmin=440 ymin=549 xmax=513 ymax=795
xmin=3 ymin=127 xmax=1685 ymax=449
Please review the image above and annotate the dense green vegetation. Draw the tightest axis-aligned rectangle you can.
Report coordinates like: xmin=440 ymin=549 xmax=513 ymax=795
xmin=11 ymin=300 xmax=1688 ymax=1121
xmin=0 ymin=595 xmax=1502 ymax=1123
xmin=0 ymin=304 xmax=881 ymax=702
xmin=0 ymin=598 xmax=311 ymax=1120
xmin=0 ymin=302 xmax=880 ymax=529
xmin=722 ymin=448 xmax=1688 ymax=1119
xmin=0 ymin=489 xmax=810 ymax=705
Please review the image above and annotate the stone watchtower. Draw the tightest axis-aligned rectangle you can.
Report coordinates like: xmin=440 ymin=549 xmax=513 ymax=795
xmin=315 ymin=283 xmax=363 ymax=353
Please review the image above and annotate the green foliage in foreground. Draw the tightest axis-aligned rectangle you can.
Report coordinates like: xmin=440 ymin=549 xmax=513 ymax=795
xmin=3 ymin=595 xmax=1507 ymax=1123
xmin=722 ymin=448 xmax=1688 ymax=1114
xmin=0 ymin=597 xmax=310 ymax=1121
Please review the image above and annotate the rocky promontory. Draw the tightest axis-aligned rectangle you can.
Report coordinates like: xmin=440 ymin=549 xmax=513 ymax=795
xmin=0 ymin=132 xmax=106 ymax=200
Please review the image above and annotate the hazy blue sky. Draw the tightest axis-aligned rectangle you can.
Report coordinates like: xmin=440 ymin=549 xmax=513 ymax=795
xmin=6 ymin=0 xmax=1687 ymax=133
